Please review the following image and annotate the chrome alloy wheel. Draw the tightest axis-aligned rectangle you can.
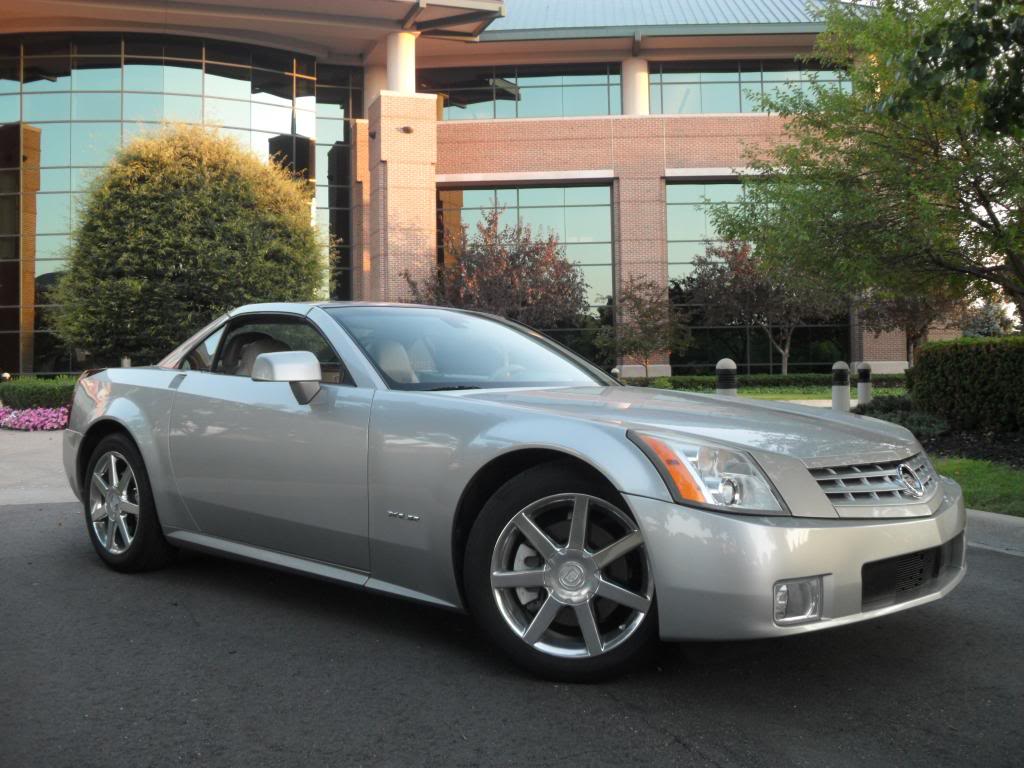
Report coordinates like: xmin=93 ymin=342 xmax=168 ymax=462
xmin=490 ymin=493 xmax=653 ymax=659
xmin=88 ymin=451 xmax=141 ymax=555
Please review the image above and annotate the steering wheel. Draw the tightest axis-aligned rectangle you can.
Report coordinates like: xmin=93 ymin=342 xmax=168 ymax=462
xmin=490 ymin=364 xmax=528 ymax=380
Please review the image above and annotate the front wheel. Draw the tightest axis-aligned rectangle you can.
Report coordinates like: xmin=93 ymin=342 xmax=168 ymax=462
xmin=464 ymin=462 xmax=657 ymax=681
xmin=84 ymin=433 xmax=176 ymax=572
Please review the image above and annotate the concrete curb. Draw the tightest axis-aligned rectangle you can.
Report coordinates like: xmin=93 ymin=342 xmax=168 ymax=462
xmin=967 ymin=508 xmax=1024 ymax=558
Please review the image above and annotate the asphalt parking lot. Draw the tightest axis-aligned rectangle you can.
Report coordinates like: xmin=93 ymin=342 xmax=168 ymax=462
xmin=1 ymin=493 xmax=1022 ymax=768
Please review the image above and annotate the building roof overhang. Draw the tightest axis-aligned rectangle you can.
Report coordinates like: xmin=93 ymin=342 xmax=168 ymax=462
xmin=0 ymin=0 xmax=505 ymax=65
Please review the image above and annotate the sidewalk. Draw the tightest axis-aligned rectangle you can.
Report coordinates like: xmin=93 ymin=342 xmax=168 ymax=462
xmin=0 ymin=430 xmax=77 ymax=504
xmin=1 ymin=429 xmax=1021 ymax=556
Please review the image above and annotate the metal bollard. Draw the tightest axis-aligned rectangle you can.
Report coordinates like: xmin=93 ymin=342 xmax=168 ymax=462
xmin=856 ymin=362 xmax=872 ymax=407
xmin=716 ymin=358 xmax=738 ymax=396
xmin=832 ymin=361 xmax=850 ymax=412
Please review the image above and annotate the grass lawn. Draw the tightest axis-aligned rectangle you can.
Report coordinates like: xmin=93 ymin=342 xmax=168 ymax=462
xmin=933 ymin=457 xmax=1024 ymax=517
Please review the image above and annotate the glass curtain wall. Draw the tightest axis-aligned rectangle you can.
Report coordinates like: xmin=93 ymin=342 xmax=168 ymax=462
xmin=666 ymin=181 xmax=849 ymax=373
xmin=436 ymin=185 xmax=614 ymax=361
xmin=419 ymin=64 xmax=621 ymax=120
xmin=650 ymin=60 xmax=850 ymax=115
xmin=0 ymin=33 xmax=361 ymax=374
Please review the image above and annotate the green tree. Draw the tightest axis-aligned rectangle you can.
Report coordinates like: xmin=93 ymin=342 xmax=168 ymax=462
xmin=55 ymin=124 xmax=323 ymax=365
xmin=683 ymin=241 xmax=846 ymax=374
xmin=709 ymin=0 xmax=1024 ymax=316
xmin=960 ymin=300 xmax=1016 ymax=337
xmin=597 ymin=275 xmax=689 ymax=379
xmin=895 ymin=0 xmax=1024 ymax=136
xmin=405 ymin=208 xmax=589 ymax=329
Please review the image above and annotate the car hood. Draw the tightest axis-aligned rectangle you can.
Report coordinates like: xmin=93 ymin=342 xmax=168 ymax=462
xmin=463 ymin=386 xmax=919 ymax=467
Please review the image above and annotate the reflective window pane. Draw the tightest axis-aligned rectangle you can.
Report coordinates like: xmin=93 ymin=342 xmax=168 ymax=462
xmin=163 ymin=62 xmax=202 ymax=94
xmin=164 ymin=94 xmax=201 ymax=123
xmin=70 ymin=122 xmax=121 ymax=165
xmin=0 ymin=59 xmax=19 ymax=94
xmin=124 ymin=62 xmax=163 ymax=92
xmin=251 ymin=102 xmax=291 ymax=135
xmin=38 ymin=123 xmax=71 ymax=166
xmin=72 ymin=92 xmax=121 ymax=120
xmin=23 ymin=92 xmax=70 ymax=121
xmin=0 ymin=94 xmax=18 ymax=122
xmin=22 ymin=58 xmax=70 ymax=92
xmin=204 ymin=97 xmax=250 ymax=129
xmin=204 ymin=64 xmax=249 ymax=99
xmin=36 ymin=193 xmax=70 ymax=233
xmin=72 ymin=58 xmax=121 ymax=90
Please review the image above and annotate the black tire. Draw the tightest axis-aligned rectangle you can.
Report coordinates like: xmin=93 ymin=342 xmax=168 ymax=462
xmin=83 ymin=433 xmax=176 ymax=572
xmin=464 ymin=461 xmax=658 ymax=682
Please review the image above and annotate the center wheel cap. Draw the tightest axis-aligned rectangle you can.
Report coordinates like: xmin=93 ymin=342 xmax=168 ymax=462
xmin=545 ymin=553 xmax=599 ymax=604
xmin=558 ymin=562 xmax=586 ymax=589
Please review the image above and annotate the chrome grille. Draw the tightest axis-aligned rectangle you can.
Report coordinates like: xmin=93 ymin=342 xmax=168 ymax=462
xmin=810 ymin=453 xmax=938 ymax=506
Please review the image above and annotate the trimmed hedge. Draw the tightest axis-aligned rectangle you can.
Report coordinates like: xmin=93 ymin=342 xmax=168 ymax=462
xmin=851 ymin=395 xmax=950 ymax=440
xmin=910 ymin=336 xmax=1024 ymax=432
xmin=624 ymin=372 xmax=905 ymax=391
xmin=0 ymin=376 xmax=77 ymax=409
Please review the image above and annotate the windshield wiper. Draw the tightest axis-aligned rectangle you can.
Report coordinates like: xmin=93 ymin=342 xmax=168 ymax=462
xmin=424 ymin=385 xmax=482 ymax=391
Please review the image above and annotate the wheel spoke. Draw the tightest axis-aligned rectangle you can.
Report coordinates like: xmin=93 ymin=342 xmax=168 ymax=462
xmin=491 ymin=569 xmax=546 ymax=589
xmin=91 ymin=471 xmax=109 ymax=496
xmin=116 ymin=514 xmax=132 ymax=545
xmin=105 ymin=515 xmax=118 ymax=549
xmin=116 ymin=466 xmax=132 ymax=494
xmin=90 ymin=501 xmax=108 ymax=522
xmin=108 ymin=454 xmax=119 ymax=491
xmin=567 ymin=495 xmax=589 ymax=551
xmin=596 ymin=577 xmax=651 ymax=613
xmin=574 ymin=602 xmax=604 ymax=655
xmin=120 ymin=500 xmax=140 ymax=516
xmin=512 ymin=512 xmax=558 ymax=560
xmin=522 ymin=594 xmax=561 ymax=645
xmin=592 ymin=530 xmax=644 ymax=569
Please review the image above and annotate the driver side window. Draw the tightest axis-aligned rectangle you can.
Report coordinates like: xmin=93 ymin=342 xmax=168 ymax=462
xmin=213 ymin=315 xmax=349 ymax=385
xmin=181 ymin=326 xmax=225 ymax=372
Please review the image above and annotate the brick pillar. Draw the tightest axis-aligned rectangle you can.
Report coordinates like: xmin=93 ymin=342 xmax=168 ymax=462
xmin=350 ymin=118 xmax=371 ymax=299
xmin=367 ymin=92 xmax=438 ymax=301
xmin=613 ymin=117 xmax=671 ymax=377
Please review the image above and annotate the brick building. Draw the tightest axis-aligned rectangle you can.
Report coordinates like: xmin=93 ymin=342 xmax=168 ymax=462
xmin=0 ymin=0 xmax=924 ymax=375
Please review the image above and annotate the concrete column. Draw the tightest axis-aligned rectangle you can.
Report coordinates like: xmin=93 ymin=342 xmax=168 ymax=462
xmin=364 ymin=65 xmax=388 ymax=110
xmin=386 ymin=31 xmax=417 ymax=95
xmin=621 ymin=57 xmax=650 ymax=116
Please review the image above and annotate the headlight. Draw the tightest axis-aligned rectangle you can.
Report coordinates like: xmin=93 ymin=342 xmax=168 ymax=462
xmin=628 ymin=431 xmax=787 ymax=515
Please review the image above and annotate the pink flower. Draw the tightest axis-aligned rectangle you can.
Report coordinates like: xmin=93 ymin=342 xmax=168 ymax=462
xmin=0 ymin=406 xmax=70 ymax=431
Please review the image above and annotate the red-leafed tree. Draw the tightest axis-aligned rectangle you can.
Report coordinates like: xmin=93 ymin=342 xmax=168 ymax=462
xmin=405 ymin=208 xmax=589 ymax=329
xmin=681 ymin=241 xmax=846 ymax=374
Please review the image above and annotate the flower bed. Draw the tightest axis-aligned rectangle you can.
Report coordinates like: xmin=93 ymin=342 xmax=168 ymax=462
xmin=0 ymin=406 xmax=69 ymax=431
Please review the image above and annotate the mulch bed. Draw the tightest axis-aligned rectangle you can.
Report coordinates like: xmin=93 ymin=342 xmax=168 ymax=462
xmin=921 ymin=430 xmax=1024 ymax=470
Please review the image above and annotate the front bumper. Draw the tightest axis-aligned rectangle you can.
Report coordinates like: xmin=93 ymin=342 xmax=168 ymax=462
xmin=627 ymin=478 xmax=966 ymax=641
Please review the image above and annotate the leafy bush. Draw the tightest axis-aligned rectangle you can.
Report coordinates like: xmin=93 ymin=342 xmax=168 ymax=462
xmin=54 ymin=124 xmax=323 ymax=366
xmin=909 ymin=336 xmax=1024 ymax=431
xmin=0 ymin=376 xmax=77 ymax=409
xmin=625 ymin=372 xmax=905 ymax=390
xmin=852 ymin=395 xmax=950 ymax=440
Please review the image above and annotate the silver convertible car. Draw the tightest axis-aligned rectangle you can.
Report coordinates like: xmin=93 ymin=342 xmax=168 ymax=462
xmin=64 ymin=302 xmax=966 ymax=680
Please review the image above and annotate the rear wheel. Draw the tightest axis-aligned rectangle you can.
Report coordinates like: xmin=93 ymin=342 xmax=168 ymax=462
xmin=84 ymin=433 xmax=175 ymax=572
xmin=464 ymin=462 xmax=657 ymax=681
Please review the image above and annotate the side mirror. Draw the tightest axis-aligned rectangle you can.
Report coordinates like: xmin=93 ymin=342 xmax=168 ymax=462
xmin=251 ymin=351 xmax=322 ymax=405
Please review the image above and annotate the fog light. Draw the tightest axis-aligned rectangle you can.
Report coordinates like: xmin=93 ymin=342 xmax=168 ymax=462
xmin=773 ymin=577 xmax=823 ymax=625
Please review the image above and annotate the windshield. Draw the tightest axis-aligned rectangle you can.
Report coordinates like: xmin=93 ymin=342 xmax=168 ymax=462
xmin=326 ymin=306 xmax=610 ymax=390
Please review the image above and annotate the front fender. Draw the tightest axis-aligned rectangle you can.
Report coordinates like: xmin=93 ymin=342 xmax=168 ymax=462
xmin=366 ymin=392 xmax=671 ymax=609
xmin=71 ymin=369 xmax=196 ymax=532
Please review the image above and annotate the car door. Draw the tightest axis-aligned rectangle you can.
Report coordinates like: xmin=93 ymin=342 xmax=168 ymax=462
xmin=168 ymin=311 xmax=372 ymax=571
